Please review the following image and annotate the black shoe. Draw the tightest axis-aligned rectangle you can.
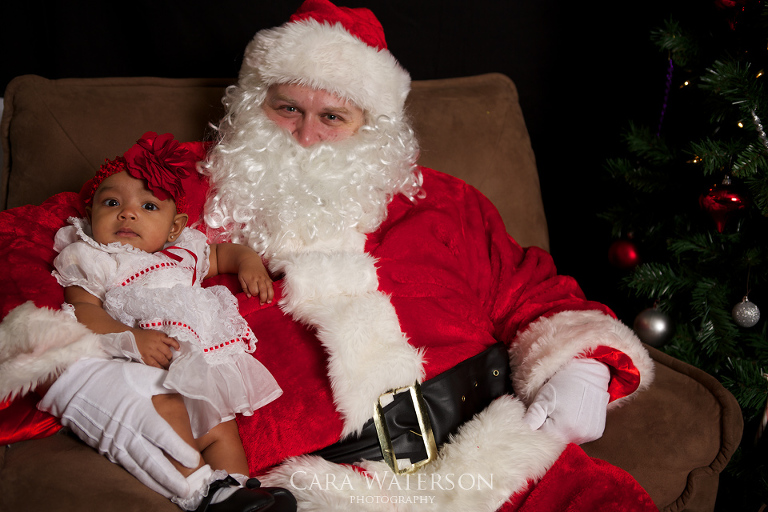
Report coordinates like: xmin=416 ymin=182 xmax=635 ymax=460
xmin=258 ymin=487 xmax=297 ymax=512
xmin=244 ymin=478 xmax=296 ymax=511
xmin=195 ymin=477 xmax=275 ymax=512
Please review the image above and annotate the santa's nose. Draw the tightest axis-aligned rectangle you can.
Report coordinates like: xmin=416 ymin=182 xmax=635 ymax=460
xmin=293 ymin=118 xmax=322 ymax=147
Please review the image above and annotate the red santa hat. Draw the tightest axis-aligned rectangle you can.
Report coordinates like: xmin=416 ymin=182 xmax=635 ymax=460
xmin=240 ymin=0 xmax=411 ymax=118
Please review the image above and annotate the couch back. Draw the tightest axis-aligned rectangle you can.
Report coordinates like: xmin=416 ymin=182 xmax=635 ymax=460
xmin=1 ymin=73 xmax=548 ymax=250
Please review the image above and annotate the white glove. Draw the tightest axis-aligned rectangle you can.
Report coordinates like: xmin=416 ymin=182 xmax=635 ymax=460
xmin=99 ymin=331 xmax=144 ymax=362
xmin=37 ymin=358 xmax=200 ymax=498
xmin=522 ymin=358 xmax=611 ymax=445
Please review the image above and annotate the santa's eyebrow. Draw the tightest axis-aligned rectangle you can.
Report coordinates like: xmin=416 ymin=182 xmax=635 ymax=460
xmin=268 ymin=93 xmax=298 ymax=104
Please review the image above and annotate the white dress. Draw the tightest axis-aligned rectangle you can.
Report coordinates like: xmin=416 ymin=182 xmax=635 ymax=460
xmin=52 ymin=217 xmax=282 ymax=437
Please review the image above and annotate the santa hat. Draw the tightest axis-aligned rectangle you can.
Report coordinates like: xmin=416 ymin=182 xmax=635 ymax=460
xmin=240 ymin=0 xmax=411 ymax=119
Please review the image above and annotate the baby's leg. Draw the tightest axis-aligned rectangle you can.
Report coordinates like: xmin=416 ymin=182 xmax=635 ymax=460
xmin=150 ymin=393 xmax=247 ymax=475
xmin=195 ymin=419 xmax=250 ymax=476
xmin=150 ymin=393 xmax=204 ymax=477
xmin=151 ymin=395 xmax=288 ymax=511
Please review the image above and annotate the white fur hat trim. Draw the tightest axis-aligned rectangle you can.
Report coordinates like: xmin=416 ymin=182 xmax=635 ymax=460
xmin=241 ymin=18 xmax=411 ymax=118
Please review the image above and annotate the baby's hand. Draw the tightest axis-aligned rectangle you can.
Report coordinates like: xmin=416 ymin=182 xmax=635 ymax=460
xmin=132 ymin=328 xmax=180 ymax=369
xmin=238 ymin=257 xmax=274 ymax=305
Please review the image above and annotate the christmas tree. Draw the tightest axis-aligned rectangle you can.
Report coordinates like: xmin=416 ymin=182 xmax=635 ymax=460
xmin=600 ymin=1 xmax=768 ymax=509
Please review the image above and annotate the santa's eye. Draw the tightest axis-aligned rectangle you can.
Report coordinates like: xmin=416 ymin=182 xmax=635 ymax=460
xmin=103 ymin=199 xmax=119 ymax=207
xmin=142 ymin=202 xmax=159 ymax=211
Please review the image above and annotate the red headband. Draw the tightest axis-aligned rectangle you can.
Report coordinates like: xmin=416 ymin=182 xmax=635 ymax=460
xmin=81 ymin=132 xmax=195 ymax=214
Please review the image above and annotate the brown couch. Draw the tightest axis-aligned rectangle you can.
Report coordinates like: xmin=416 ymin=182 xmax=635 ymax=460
xmin=0 ymin=73 xmax=743 ymax=511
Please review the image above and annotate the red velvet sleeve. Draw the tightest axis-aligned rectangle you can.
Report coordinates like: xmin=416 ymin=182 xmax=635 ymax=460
xmin=463 ymin=176 xmax=641 ymax=400
xmin=464 ymin=182 xmax=613 ymax=340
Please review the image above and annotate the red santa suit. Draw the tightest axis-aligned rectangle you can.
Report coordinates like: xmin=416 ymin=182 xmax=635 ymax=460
xmin=0 ymin=1 xmax=658 ymax=510
xmin=228 ymin=166 xmax=655 ymax=511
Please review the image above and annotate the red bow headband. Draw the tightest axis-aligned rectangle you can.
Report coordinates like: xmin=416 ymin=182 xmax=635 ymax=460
xmin=81 ymin=132 xmax=195 ymax=214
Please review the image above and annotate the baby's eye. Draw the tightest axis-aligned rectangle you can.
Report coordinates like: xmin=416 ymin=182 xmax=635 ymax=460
xmin=103 ymin=199 xmax=119 ymax=207
xmin=142 ymin=203 xmax=159 ymax=211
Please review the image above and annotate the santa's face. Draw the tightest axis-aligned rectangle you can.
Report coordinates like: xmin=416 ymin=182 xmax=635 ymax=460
xmin=203 ymin=81 xmax=421 ymax=256
xmin=262 ymin=83 xmax=365 ymax=147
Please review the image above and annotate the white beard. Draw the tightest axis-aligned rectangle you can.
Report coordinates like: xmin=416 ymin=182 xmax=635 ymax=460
xmin=202 ymin=107 xmax=422 ymax=259
xmin=201 ymin=103 xmax=426 ymax=436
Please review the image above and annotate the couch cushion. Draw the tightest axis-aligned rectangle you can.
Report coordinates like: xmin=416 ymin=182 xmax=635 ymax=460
xmin=0 ymin=432 xmax=178 ymax=512
xmin=1 ymin=75 xmax=230 ymax=211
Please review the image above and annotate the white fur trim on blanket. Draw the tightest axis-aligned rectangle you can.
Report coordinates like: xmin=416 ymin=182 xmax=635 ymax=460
xmin=258 ymin=395 xmax=564 ymax=511
xmin=509 ymin=310 xmax=654 ymax=408
xmin=0 ymin=301 xmax=105 ymax=401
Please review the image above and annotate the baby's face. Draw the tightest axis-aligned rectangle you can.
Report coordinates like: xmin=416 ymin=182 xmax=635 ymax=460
xmin=88 ymin=172 xmax=186 ymax=253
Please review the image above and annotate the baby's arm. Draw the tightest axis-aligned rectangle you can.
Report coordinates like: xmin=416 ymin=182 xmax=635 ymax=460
xmin=64 ymin=286 xmax=180 ymax=369
xmin=207 ymin=243 xmax=274 ymax=304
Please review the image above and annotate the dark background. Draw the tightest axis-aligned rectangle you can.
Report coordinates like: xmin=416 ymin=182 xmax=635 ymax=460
xmin=1 ymin=0 xmax=690 ymax=322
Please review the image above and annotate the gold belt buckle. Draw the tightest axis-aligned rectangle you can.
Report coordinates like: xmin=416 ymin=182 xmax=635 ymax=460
xmin=373 ymin=381 xmax=438 ymax=475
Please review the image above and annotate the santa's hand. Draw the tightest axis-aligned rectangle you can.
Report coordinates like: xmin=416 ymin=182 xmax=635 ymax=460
xmin=522 ymin=358 xmax=611 ymax=445
xmin=37 ymin=358 xmax=200 ymax=498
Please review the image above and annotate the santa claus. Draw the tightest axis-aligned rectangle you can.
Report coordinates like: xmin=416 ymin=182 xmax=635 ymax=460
xmin=0 ymin=1 xmax=658 ymax=511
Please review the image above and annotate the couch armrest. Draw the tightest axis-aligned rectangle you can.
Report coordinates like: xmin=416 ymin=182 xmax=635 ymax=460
xmin=582 ymin=344 xmax=743 ymax=512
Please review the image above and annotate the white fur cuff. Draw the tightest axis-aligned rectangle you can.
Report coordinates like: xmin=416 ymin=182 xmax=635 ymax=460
xmin=0 ymin=301 xmax=105 ymax=401
xmin=509 ymin=310 xmax=654 ymax=407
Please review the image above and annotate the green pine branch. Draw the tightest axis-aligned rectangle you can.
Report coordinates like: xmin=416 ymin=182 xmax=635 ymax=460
xmin=691 ymin=278 xmax=740 ymax=357
xmin=650 ymin=18 xmax=698 ymax=67
xmin=624 ymin=122 xmax=675 ymax=165
xmin=624 ymin=262 xmax=689 ymax=299
xmin=701 ymin=60 xmax=766 ymax=115
xmin=666 ymin=231 xmax=740 ymax=263
xmin=733 ymin=142 xmax=768 ymax=178
xmin=723 ymin=357 xmax=768 ymax=419
xmin=689 ymin=138 xmax=751 ymax=175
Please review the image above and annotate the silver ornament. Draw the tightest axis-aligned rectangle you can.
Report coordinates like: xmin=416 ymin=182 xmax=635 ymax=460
xmin=633 ymin=308 xmax=674 ymax=347
xmin=732 ymin=297 xmax=760 ymax=328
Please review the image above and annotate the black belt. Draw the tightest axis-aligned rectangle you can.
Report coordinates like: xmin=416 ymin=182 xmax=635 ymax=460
xmin=313 ymin=342 xmax=512 ymax=471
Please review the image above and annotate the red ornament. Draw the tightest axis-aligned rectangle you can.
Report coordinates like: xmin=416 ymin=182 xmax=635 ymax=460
xmin=699 ymin=175 xmax=748 ymax=232
xmin=608 ymin=239 xmax=641 ymax=269
xmin=715 ymin=0 xmax=750 ymax=30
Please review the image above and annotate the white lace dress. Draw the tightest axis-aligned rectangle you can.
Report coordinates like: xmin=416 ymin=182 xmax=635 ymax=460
xmin=52 ymin=217 xmax=282 ymax=437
